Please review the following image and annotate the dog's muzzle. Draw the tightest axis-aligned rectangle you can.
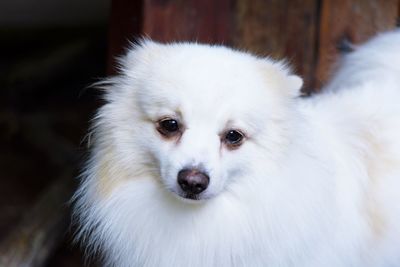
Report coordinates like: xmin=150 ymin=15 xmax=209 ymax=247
xmin=177 ymin=168 xmax=209 ymax=198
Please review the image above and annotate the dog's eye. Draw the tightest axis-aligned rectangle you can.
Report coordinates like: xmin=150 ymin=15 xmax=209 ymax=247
xmin=224 ymin=130 xmax=244 ymax=147
xmin=157 ymin=118 xmax=180 ymax=137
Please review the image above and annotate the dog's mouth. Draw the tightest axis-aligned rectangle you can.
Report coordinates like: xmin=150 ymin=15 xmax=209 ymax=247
xmin=171 ymin=191 xmax=207 ymax=203
xmin=183 ymin=193 xmax=200 ymax=200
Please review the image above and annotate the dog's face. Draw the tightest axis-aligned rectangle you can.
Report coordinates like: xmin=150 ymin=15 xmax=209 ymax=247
xmin=103 ymin=41 xmax=302 ymax=202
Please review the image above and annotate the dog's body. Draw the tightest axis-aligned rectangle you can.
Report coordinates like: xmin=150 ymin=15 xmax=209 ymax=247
xmin=74 ymin=30 xmax=400 ymax=266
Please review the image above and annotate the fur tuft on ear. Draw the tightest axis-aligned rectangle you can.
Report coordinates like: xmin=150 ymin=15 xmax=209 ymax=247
xmin=266 ymin=59 xmax=303 ymax=97
xmin=112 ymin=38 xmax=164 ymax=76
xmin=287 ymin=75 xmax=303 ymax=96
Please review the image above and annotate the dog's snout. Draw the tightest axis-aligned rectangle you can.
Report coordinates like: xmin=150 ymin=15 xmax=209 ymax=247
xmin=177 ymin=169 xmax=210 ymax=194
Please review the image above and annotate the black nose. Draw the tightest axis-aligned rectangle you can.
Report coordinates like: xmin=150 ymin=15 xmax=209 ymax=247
xmin=177 ymin=169 xmax=210 ymax=194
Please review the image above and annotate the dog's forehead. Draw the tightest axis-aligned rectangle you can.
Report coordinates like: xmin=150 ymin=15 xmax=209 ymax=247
xmin=158 ymin=45 xmax=265 ymax=84
xmin=130 ymin=42 xmax=293 ymax=126
xmin=145 ymin=45 xmax=275 ymax=102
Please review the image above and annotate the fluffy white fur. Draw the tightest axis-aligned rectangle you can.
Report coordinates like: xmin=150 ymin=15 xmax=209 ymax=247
xmin=73 ymin=30 xmax=400 ymax=267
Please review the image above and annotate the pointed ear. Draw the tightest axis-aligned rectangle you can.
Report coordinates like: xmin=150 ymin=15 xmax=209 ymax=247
xmin=287 ymin=75 xmax=303 ymax=96
xmin=268 ymin=59 xmax=303 ymax=97
xmin=116 ymin=38 xmax=161 ymax=73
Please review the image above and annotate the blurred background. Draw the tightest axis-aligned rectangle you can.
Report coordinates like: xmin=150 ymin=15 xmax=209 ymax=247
xmin=0 ymin=0 xmax=399 ymax=266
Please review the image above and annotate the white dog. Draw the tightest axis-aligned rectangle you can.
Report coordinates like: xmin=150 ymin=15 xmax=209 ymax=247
xmin=73 ymin=30 xmax=400 ymax=266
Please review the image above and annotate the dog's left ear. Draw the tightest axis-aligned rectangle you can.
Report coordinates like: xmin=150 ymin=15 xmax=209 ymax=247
xmin=286 ymin=75 xmax=303 ymax=97
xmin=263 ymin=59 xmax=303 ymax=97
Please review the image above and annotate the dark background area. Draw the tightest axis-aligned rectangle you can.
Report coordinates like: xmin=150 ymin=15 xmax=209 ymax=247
xmin=0 ymin=0 xmax=399 ymax=266
xmin=0 ymin=0 xmax=109 ymax=266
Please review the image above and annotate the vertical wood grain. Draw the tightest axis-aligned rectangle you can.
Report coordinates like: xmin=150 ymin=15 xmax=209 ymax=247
xmin=234 ymin=0 xmax=319 ymax=93
xmin=109 ymin=0 xmax=319 ymax=92
xmin=107 ymin=0 xmax=143 ymax=74
xmin=315 ymin=0 xmax=399 ymax=90
xmin=108 ymin=0 xmax=399 ymax=93
xmin=142 ymin=0 xmax=234 ymax=44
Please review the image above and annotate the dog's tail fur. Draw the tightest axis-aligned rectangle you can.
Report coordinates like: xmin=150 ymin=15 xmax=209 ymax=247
xmin=323 ymin=29 xmax=400 ymax=92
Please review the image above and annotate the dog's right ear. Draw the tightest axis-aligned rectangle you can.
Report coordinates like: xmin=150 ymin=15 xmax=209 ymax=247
xmin=116 ymin=38 xmax=161 ymax=73
xmin=128 ymin=38 xmax=161 ymax=55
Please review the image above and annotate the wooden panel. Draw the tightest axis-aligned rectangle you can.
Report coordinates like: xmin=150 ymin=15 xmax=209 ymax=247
xmin=234 ymin=0 xmax=319 ymax=93
xmin=142 ymin=0 xmax=318 ymax=93
xmin=108 ymin=0 xmax=399 ymax=92
xmin=142 ymin=0 xmax=234 ymax=44
xmin=107 ymin=0 xmax=143 ymax=74
xmin=315 ymin=0 xmax=399 ymax=90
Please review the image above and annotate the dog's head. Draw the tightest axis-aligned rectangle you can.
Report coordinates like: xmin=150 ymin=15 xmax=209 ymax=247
xmin=95 ymin=40 xmax=302 ymax=202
